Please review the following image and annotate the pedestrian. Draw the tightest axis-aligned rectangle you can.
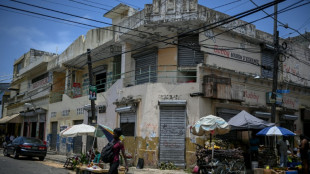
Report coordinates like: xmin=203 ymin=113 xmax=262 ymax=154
xmin=249 ymin=131 xmax=259 ymax=161
xmin=9 ymin=134 xmax=15 ymax=141
xmin=108 ymin=128 xmax=128 ymax=174
xmin=5 ymin=134 xmax=10 ymax=143
xmin=299 ymin=134 xmax=309 ymax=174
xmin=277 ymin=137 xmax=288 ymax=167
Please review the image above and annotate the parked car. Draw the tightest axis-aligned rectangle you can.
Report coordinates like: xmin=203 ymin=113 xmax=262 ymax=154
xmin=3 ymin=136 xmax=47 ymax=161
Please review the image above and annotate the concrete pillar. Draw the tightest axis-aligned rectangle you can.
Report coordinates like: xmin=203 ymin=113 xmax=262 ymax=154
xmin=121 ymin=43 xmax=134 ymax=86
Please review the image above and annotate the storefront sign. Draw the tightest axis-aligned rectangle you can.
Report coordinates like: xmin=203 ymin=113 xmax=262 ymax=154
xmin=244 ymin=90 xmax=265 ymax=105
xmin=72 ymin=83 xmax=82 ymax=98
xmin=282 ymin=96 xmax=299 ymax=110
xmin=266 ymin=92 xmax=282 ymax=105
xmin=214 ymin=45 xmax=259 ymax=65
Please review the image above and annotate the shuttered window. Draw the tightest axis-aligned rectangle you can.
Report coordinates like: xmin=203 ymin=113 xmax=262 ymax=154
xmin=178 ymin=34 xmax=204 ymax=66
xmin=133 ymin=49 xmax=157 ymax=85
xmin=261 ymin=50 xmax=274 ymax=78
xmin=120 ymin=112 xmax=136 ymax=136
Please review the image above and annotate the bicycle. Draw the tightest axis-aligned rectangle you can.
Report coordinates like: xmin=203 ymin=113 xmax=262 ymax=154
xmin=215 ymin=158 xmax=246 ymax=174
xmin=194 ymin=143 xmax=221 ymax=174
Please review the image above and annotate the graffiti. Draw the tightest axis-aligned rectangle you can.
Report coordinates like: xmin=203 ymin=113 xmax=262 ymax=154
xmin=161 ymin=124 xmax=185 ymax=136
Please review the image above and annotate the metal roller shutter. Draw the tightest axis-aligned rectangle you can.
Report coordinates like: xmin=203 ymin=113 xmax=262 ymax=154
xmin=261 ymin=50 xmax=274 ymax=78
xmin=50 ymin=122 xmax=57 ymax=150
xmin=178 ymin=34 xmax=204 ymax=66
xmin=159 ymin=106 xmax=186 ymax=168
xmin=73 ymin=120 xmax=83 ymax=154
xmin=120 ymin=112 xmax=136 ymax=136
xmin=133 ymin=49 xmax=157 ymax=85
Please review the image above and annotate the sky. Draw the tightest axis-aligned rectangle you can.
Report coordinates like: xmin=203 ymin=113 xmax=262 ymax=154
xmin=0 ymin=0 xmax=309 ymax=83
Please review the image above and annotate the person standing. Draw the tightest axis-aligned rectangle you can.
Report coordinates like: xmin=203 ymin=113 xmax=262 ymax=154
xmin=250 ymin=132 xmax=259 ymax=161
xmin=277 ymin=137 xmax=288 ymax=167
xmin=299 ymin=134 xmax=309 ymax=174
xmin=108 ymin=128 xmax=128 ymax=174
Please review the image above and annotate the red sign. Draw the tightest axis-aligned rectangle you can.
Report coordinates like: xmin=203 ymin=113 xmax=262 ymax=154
xmin=72 ymin=83 xmax=82 ymax=98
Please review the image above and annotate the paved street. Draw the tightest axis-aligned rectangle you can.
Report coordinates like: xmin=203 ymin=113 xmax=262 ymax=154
xmin=0 ymin=154 xmax=74 ymax=174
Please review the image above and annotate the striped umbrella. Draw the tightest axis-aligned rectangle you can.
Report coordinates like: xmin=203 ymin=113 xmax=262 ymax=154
xmin=256 ymin=126 xmax=295 ymax=136
xmin=95 ymin=124 xmax=124 ymax=142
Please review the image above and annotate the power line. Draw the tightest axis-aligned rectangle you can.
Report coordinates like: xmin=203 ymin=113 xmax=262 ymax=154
xmin=68 ymin=0 xmax=144 ymax=21
xmin=0 ymin=8 xmax=92 ymax=30
xmin=38 ymin=0 xmax=102 ymax=14
xmin=83 ymin=0 xmax=115 ymax=8
xmin=9 ymin=0 xmax=169 ymax=41
xmin=7 ymin=0 xmax=306 ymax=102
xmin=211 ymin=0 xmax=242 ymax=10
xmin=199 ymin=0 xmax=308 ymax=44
xmin=249 ymin=0 xmax=310 ymax=43
xmin=113 ymin=0 xmax=141 ymax=9
xmin=0 ymin=3 xmax=149 ymax=39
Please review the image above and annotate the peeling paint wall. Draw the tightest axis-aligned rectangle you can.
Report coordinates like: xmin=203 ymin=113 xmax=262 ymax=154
xmin=58 ymin=27 xmax=114 ymax=66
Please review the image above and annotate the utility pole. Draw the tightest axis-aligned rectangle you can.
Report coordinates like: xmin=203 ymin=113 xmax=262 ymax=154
xmin=87 ymin=49 xmax=96 ymax=124
xmin=271 ymin=2 xmax=279 ymax=123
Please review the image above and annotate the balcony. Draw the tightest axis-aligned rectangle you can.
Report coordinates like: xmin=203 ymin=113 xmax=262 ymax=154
xmin=19 ymin=56 xmax=49 ymax=75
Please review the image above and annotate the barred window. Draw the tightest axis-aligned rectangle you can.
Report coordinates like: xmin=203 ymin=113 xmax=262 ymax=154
xmin=51 ymin=112 xmax=56 ymax=118
xmin=62 ymin=110 xmax=70 ymax=116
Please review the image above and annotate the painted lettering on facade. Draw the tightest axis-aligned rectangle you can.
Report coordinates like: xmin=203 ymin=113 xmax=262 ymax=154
xmin=244 ymin=90 xmax=259 ymax=103
xmin=283 ymin=63 xmax=299 ymax=75
xmin=159 ymin=95 xmax=179 ymax=100
xmin=214 ymin=45 xmax=259 ymax=65
xmin=282 ymin=96 xmax=299 ymax=110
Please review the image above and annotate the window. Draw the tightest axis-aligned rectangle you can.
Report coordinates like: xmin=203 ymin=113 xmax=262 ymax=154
xmin=51 ymin=112 xmax=56 ymax=118
xmin=62 ymin=110 xmax=70 ymax=116
xmin=96 ymin=72 xmax=106 ymax=93
xmin=77 ymin=108 xmax=84 ymax=115
xmin=120 ymin=112 xmax=136 ymax=136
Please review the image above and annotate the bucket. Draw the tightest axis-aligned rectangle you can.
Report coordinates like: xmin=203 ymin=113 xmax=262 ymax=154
xmin=251 ymin=161 xmax=258 ymax=169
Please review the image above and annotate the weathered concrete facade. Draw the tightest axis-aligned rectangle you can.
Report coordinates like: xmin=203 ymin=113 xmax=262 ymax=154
xmin=5 ymin=0 xmax=310 ymax=169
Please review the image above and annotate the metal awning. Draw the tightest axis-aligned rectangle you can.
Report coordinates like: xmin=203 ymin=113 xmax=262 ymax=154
xmin=253 ymin=111 xmax=271 ymax=119
xmin=158 ymin=100 xmax=187 ymax=106
xmin=282 ymin=114 xmax=298 ymax=120
xmin=115 ymin=105 xmax=136 ymax=113
xmin=0 ymin=114 xmax=22 ymax=124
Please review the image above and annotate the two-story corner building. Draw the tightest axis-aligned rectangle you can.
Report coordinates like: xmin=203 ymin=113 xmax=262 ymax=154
xmin=6 ymin=49 xmax=57 ymax=141
xmin=44 ymin=0 xmax=310 ymax=168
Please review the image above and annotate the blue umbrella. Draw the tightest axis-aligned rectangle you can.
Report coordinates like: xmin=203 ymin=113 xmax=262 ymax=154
xmin=256 ymin=126 xmax=295 ymax=136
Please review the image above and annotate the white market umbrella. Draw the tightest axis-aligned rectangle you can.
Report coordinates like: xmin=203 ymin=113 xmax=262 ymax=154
xmin=191 ymin=115 xmax=230 ymax=136
xmin=60 ymin=124 xmax=96 ymax=137
xmin=191 ymin=115 xmax=230 ymax=160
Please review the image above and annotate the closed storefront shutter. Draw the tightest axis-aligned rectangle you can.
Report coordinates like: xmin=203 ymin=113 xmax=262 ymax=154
xmin=50 ymin=122 xmax=58 ymax=150
xmin=261 ymin=50 xmax=274 ymax=78
xmin=73 ymin=120 xmax=83 ymax=154
xmin=133 ymin=49 xmax=157 ymax=85
xmin=159 ymin=106 xmax=186 ymax=168
xmin=178 ymin=34 xmax=204 ymax=66
xmin=120 ymin=112 xmax=136 ymax=136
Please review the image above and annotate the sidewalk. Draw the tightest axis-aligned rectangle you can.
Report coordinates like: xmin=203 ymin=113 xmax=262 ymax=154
xmin=45 ymin=151 xmax=188 ymax=174
xmin=0 ymin=148 xmax=188 ymax=174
